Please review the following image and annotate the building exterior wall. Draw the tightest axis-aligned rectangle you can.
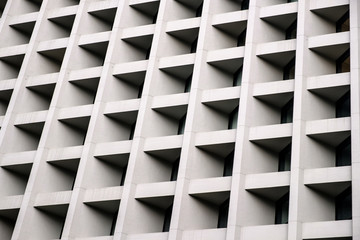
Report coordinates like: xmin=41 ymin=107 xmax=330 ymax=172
xmin=0 ymin=0 xmax=357 ymax=239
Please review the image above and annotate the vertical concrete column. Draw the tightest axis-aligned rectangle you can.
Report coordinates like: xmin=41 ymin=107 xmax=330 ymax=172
xmin=226 ymin=0 xmax=260 ymax=239
xmin=350 ymin=1 xmax=360 ymax=239
xmin=287 ymin=0 xmax=308 ymax=239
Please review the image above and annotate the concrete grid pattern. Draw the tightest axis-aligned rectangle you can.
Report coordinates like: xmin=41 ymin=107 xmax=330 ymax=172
xmin=0 ymin=0 xmax=358 ymax=239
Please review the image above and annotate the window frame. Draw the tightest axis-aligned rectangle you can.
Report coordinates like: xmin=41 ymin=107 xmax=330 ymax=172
xmin=275 ymin=192 xmax=289 ymax=224
xmin=336 ymin=91 xmax=350 ymax=118
xmin=336 ymin=136 xmax=351 ymax=167
xmin=336 ymin=11 xmax=350 ymax=33
xmin=217 ymin=198 xmax=230 ymax=228
xmin=281 ymin=98 xmax=294 ymax=124
xmin=335 ymin=187 xmax=352 ymax=220
xmin=278 ymin=144 xmax=291 ymax=172
xmin=336 ymin=49 xmax=350 ymax=74
xmin=283 ymin=57 xmax=295 ymax=80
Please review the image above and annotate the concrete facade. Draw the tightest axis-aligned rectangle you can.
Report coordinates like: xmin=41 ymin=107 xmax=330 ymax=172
xmin=0 ymin=0 xmax=356 ymax=239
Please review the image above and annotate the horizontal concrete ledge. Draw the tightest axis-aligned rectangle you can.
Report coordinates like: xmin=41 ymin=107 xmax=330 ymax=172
xmin=302 ymin=220 xmax=352 ymax=239
xmin=144 ymin=135 xmax=183 ymax=152
xmin=94 ymin=141 xmax=132 ymax=157
xmin=113 ymin=60 xmax=148 ymax=76
xmin=152 ymin=93 xmax=189 ymax=109
xmin=26 ymin=72 xmax=59 ymax=87
xmin=158 ymin=54 xmax=195 ymax=70
xmin=34 ymin=191 xmax=72 ymax=207
xmin=256 ymin=40 xmax=296 ymax=56
xmin=0 ymin=79 xmax=16 ymax=91
xmin=182 ymin=228 xmax=226 ymax=240
xmin=309 ymin=0 xmax=349 ymax=11
xmin=0 ymin=44 xmax=27 ymax=58
xmin=129 ymin=0 xmax=159 ymax=6
xmin=47 ymin=5 xmax=78 ymax=19
xmin=1 ymin=150 xmax=36 ymax=166
xmin=58 ymin=104 xmax=93 ymax=120
xmin=135 ymin=182 xmax=176 ymax=199
xmin=8 ymin=12 xmax=38 ymax=26
xmin=245 ymin=171 xmax=290 ymax=190
xmin=195 ymin=129 xmax=236 ymax=147
xmin=127 ymin=232 xmax=168 ymax=240
xmin=14 ymin=110 xmax=48 ymax=125
xmin=48 ymin=146 xmax=83 ymax=161
xmin=212 ymin=10 xmax=248 ymax=26
xmin=79 ymin=31 xmax=111 ymax=46
xmin=306 ymin=117 xmax=350 ymax=136
xmin=84 ymin=186 xmax=123 ymax=203
xmin=202 ymin=86 xmax=241 ymax=104
xmin=104 ymin=99 xmax=140 ymax=115
xmin=308 ymin=32 xmax=349 ymax=50
xmin=304 ymin=166 xmax=351 ymax=185
xmin=69 ymin=66 xmax=103 ymax=81
xmin=37 ymin=38 xmax=69 ymax=52
xmin=122 ymin=25 xmax=155 ymax=39
xmin=166 ymin=18 xmax=201 ymax=33
xmin=0 ymin=195 xmax=23 ymax=210
xmin=241 ymin=224 xmax=287 ymax=240
xmin=307 ymin=72 xmax=350 ymax=91
xmin=253 ymin=80 xmax=294 ymax=97
xmin=260 ymin=2 xmax=297 ymax=19
xmin=207 ymin=47 xmax=245 ymax=64
xmin=188 ymin=177 xmax=231 ymax=195
xmin=249 ymin=124 xmax=292 ymax=141
xmin=88 ymin=0 xmax=118 ymax=12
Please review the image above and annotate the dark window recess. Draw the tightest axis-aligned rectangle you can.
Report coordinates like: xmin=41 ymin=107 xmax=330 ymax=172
xmin=82 ymin=133 xmax=87 ymax=145
xmin=223 ymin=151 xmax=234 ymax=177
xmin=281 ymin=98 xmax=294 ymax=124
xmin=170 ymin=158 xmax=180 ymax=181
xmin=241 ymin=0 xmax=249 ymax=10
xmin=92 ymin=93 xmax=97 ymax=104
xmin=336 ymin=11 xmax=350 ymax=33
xmin=178 ymin=114 xmax=186 ymax=135
xmin=59 ymin=218 xmax=66 ymax=239
xmin=336 ymin=91 xmax=350 ymax=118
xmin=120 ymin=164 xmax=128 ymax=186
xmin=335 ymin=187 xmax=352 ymax=220
xmin=184 ymin=74 xmax=192 ymax=93
xmin=336 ymin=137 xmax=351 ymax=167
xmin=129 ymin=123 xmax=136 ymax=140
xmin=190 ymin=38 xmax=198 ymax=53
xmin=152 ymin=11 xmax=158 ymax=24
xmin=237 ymin=29 xmax=247 ymax=47
xmin=285 ymin=21 xmax=297 ymax=40
xmin=71 ymin=172 xmax=77 ymax=190
xmin=283 ymin=58 xmax=295 ymax=80
xmin=336 ymin=49 xmax=350 ymax=73
xmin=110 ymin=211 xmax=118 ymax=235
xmin=217 ymin=198 xmax=230 ymax=228
xmin=163 ymin=205 xmax=173 ymax=232
xmin=138 ymin=83 xmax=144 ymax=98
xmin=145 ymin=47 xmax=151 ymax=60
xmin=275 ymin=192 xmax=289 ymax=224
xmin=287 ymin=0 xmax=298 ymax=3
xmin=278 ymin=144 xmax=291 ymax=172
xmin=228 ymin=106 xmax=239 ymax=129
xmin=195 ymin=3 xmax=203 ymax=17
xmin=233 ymin=66 xmax=243 ymax=86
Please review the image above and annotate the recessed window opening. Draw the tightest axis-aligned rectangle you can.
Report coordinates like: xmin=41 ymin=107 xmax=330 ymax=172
xmin=336 ymin=49 xmax=350 ymax=73
xmin=281 ymin=98 xmax=294 ymax=124
xmin=275 ymin=192 xmax=289 ymax=224
xmin=336 ymin=11 xmax=350 ymax=33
